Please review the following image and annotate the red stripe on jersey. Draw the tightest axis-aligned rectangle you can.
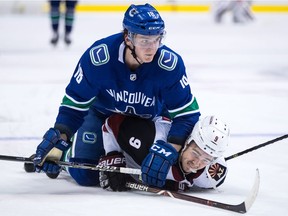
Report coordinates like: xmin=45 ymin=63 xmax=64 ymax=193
xmin=107 ymin=114 xmax=126 ymax=138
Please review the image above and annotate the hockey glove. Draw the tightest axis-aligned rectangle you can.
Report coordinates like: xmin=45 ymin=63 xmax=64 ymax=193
xmin=141 ymin=140 xmax=178 ymax=188
xmin=33 ymin=128 xmax=70 ymax=174
xmin=98 ymin=152 xmax=129 ymax=192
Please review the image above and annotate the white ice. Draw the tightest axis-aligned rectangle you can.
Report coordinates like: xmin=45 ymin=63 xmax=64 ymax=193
xmin=0 ymin=11 xmax=288 ymax=216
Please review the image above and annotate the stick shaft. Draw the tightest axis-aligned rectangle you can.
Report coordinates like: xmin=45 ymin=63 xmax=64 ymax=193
xmin=1 ymin=134 xmax=287 ymax=173
xmin=0 ymin=155 xmax=32 ymax=162
xmin=0 ymin=155 xmax=141 ymax=175
xmin=225 ymin=134 xmax=288 ymax=161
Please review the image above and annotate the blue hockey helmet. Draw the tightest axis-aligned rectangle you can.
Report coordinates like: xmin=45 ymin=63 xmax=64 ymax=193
xmin=123 ymin=3 xmax=165 ymax=36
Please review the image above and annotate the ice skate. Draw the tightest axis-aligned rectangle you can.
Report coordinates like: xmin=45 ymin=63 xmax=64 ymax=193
xmin=64 ymin=33 xmax=72 ymax=45
xmin=50 ymin=31 xmax=59 ymax=46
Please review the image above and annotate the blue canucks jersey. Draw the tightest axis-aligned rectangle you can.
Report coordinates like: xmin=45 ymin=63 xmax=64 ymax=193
xmin=55 ymin=33 xmax=200 ymax=146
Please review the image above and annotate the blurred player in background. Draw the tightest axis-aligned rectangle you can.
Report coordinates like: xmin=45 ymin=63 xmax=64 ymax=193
xmin=49 ymin=0 xmax=78 ymax=46
xmin=213 ymin=0 xmax=254 ymax=23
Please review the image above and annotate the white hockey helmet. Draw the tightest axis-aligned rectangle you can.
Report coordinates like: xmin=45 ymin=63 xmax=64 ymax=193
xmin=185 ymin=116 xmax=230 ymax=158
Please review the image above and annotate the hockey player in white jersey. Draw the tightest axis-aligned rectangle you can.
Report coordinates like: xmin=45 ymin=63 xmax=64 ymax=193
xmin=99 ymin=114 xmax=230 ymax=192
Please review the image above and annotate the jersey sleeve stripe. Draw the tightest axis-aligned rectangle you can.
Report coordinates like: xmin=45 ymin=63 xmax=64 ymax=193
xmin=168 ymin=96 xmax=200 ymax=119
xmin=168 ymin=95 xmax=195 ymax=113
xmin=60 ymin=94 xmax=95 ymax=111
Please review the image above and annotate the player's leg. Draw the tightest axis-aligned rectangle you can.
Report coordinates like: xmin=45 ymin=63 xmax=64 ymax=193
xmin=67 ymin=109 xmax=106 ymax=186
xmin=213 ymin=1 xmax=230 ymax=23
xmin=49 ymin=0 xmax=61 ymax=45
xmin=232 ymin=0 xmax=254 ymax=23
xmin=243 ymin=0 xmax=254 ymax=22
xmin=64 ymin=0 xmax=78 ymax=45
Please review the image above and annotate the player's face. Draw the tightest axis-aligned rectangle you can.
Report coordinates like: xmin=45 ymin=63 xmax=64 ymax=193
xmin=132 ymin=34 xmax=162 ymax=63
xmin=180 ymin=142 xmax=214 ymax=173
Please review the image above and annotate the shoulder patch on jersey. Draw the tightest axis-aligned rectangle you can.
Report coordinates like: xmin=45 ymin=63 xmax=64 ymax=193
xmin=89 ymin=44 xmax=110 ymax=66
xmin=208 ymin=163 xmax=227 ymax=181
xmin=158 ymin=49 xmax=178 ymax=71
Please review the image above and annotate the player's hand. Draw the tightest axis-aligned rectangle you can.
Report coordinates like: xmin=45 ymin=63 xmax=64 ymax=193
xmin=141 ymin=140 xmax=178 ymax=188
xmin=98 ymin=152 xmax=129 ymax=192
xmin=33 ymin=128 xmax=70 ymax=174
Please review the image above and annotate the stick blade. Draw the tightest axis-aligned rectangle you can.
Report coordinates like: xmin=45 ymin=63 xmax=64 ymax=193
xmin=229 ymin=168 xmax=260 ymax=213
xmin=169 ymin=168 xmax=260 ymax=214
xmin=243 ymin=168 xmax=260 ymax=212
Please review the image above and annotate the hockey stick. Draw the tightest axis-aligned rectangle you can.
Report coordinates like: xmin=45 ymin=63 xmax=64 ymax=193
xmin=0 ymin=154 xmax=260 ymax=213
xmin=58 ymin=160 xmax=142 ymax=175
xmin=0 ymin=154 xmax=142 ymax=175
xmin=126 ymin=169 xmax=260 ymax=214
xmin=225 ymin=134 xmax=288 ymax=161
xmin=1 ymin=135 xmax=280 ymax=213
xmin=1 ymin=134 xmax=287 ymax=174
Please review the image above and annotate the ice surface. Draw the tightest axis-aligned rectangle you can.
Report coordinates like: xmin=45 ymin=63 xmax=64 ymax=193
xmin=0 ymin=12 xmax=288 ymax=216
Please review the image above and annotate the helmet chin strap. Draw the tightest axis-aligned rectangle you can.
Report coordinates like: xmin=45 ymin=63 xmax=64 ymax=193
xmin=126 ymin=44 xmax=142 ymax=65
xmin=125 ymin=32 xmax=143 ymax=66
xmin=125 ymin=40 xmax=142 ymax=65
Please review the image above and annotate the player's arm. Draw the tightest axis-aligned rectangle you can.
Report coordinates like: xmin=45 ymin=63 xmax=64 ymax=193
xmin=141 ymin=53 xmax=200 ymax=187
xmin=33 ymin=50 xmax=99 ymax=173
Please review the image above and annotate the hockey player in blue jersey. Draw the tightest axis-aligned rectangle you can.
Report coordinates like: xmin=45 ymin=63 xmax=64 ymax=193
xmin=98 ymin=114 xmax=230 ymax=191
xmin=31 ymin=3 xmax=201 ymax=187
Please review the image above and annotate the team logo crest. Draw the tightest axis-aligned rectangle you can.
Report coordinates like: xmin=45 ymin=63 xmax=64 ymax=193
xmin=129 ymin=8 xmax=138 ymax=17
xmin=89 ymin=44 xmax=110 ymax=66
xmin=130 ymin=74 xmax=137 ymax=81
xmin=82 ymin=132 xmax=97 ymax=144
xmin=208 ymin=163 xmax=227 ymax=181
xmin=158 ymin=49 xmax=178 ymax=71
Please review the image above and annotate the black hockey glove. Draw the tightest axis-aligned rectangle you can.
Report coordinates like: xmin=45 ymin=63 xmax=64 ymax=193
xmin=98 ymin=152 xmax=130 ymax=192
